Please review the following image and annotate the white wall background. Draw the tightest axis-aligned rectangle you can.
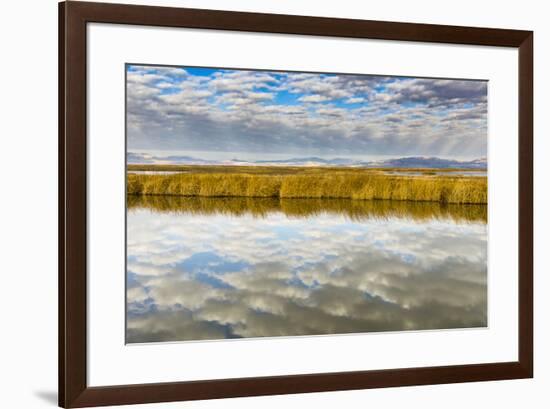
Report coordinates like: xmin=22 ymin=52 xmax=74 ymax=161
xmin=0 ymin=0 xmax=546 ymax=408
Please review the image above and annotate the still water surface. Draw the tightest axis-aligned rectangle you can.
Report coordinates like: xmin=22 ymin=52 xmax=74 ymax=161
xmin=126 ymin=196 xmax=487 ymax=343
xmin=384 ymin=170 xmax=487 ymax=177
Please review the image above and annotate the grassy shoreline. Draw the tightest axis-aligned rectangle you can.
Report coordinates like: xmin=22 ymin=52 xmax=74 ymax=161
xmin=127 ymin=163 xmax=485 ymax=175
xmin=127 ymin=166 xmax=487 ymax=204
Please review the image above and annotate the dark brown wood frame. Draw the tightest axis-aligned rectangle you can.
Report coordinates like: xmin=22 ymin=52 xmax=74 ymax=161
xmin=59 ymin=1 xmax=533 ymax=407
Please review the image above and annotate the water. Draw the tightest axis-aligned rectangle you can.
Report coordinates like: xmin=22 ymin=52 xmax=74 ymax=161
xmin=126 ymin=196 xmax=487 ymax=343
xmin=384 ymin=170 xmax=487 ymax=177
xmin=128 ymin=169 xmax=488 ymax=177
xmin=127 ymin=170 xmax=186 ymax=175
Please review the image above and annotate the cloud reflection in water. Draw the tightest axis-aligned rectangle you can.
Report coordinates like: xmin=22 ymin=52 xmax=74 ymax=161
xmin=126 ymin=197 xmax=487 ymax=343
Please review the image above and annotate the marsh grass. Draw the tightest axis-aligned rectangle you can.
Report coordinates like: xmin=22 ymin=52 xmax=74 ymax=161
xmin=127 ymin=195 xmax=487 ymax=223
xmin=127 ymin=166 xmax=487 ymax=204
xmin=127 ymin=164 xmax=484 ymax=175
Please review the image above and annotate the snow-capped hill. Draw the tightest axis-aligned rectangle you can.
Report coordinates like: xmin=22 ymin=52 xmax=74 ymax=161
xmin=127 ymin=152 xmax=487 ymax=169
xmin=369 ymin=156 xmax=487 ymax=169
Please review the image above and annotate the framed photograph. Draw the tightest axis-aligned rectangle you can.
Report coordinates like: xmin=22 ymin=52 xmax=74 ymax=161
xmin=59 ymin=1 xmax=533 ymax=407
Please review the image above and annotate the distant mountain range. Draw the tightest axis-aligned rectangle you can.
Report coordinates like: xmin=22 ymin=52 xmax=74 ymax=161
xmin=367 ymin=156 xmax=487 ymax=169
xmin=128 ymin=152 xmax=487 ymax=169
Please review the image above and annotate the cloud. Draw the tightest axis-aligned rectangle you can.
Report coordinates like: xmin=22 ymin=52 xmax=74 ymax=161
xmin=298 ymin=94 xmax=331 ymax=103
xmin=246 ymin=91 xmax=275 ymax=101
xmin=345 ymin=97 xmax=366 ymax=104
xmin=385 ymin=78 xmax=487 ymax=107
xmin=126 ymin=65 xmax=487 ymax=159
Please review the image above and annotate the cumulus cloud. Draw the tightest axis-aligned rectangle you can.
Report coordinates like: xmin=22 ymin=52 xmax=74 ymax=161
xmin=298 ymin=94 xmax=331 ymax=103
xmin=126 ymin=64 xmax=487 ymax=159
xmin=345 ymin=97 xmax=366 ymax=104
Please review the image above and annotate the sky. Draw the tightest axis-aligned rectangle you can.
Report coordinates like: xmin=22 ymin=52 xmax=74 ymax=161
xmin=126 ymin=64 xmax=487 ymax=161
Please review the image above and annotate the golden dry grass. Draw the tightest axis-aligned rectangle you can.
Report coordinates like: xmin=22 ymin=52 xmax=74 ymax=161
xmin=127 ymin=164 xmax=483 ymax=175
xmin=127 ymin=166 xmax=487 ymax=204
